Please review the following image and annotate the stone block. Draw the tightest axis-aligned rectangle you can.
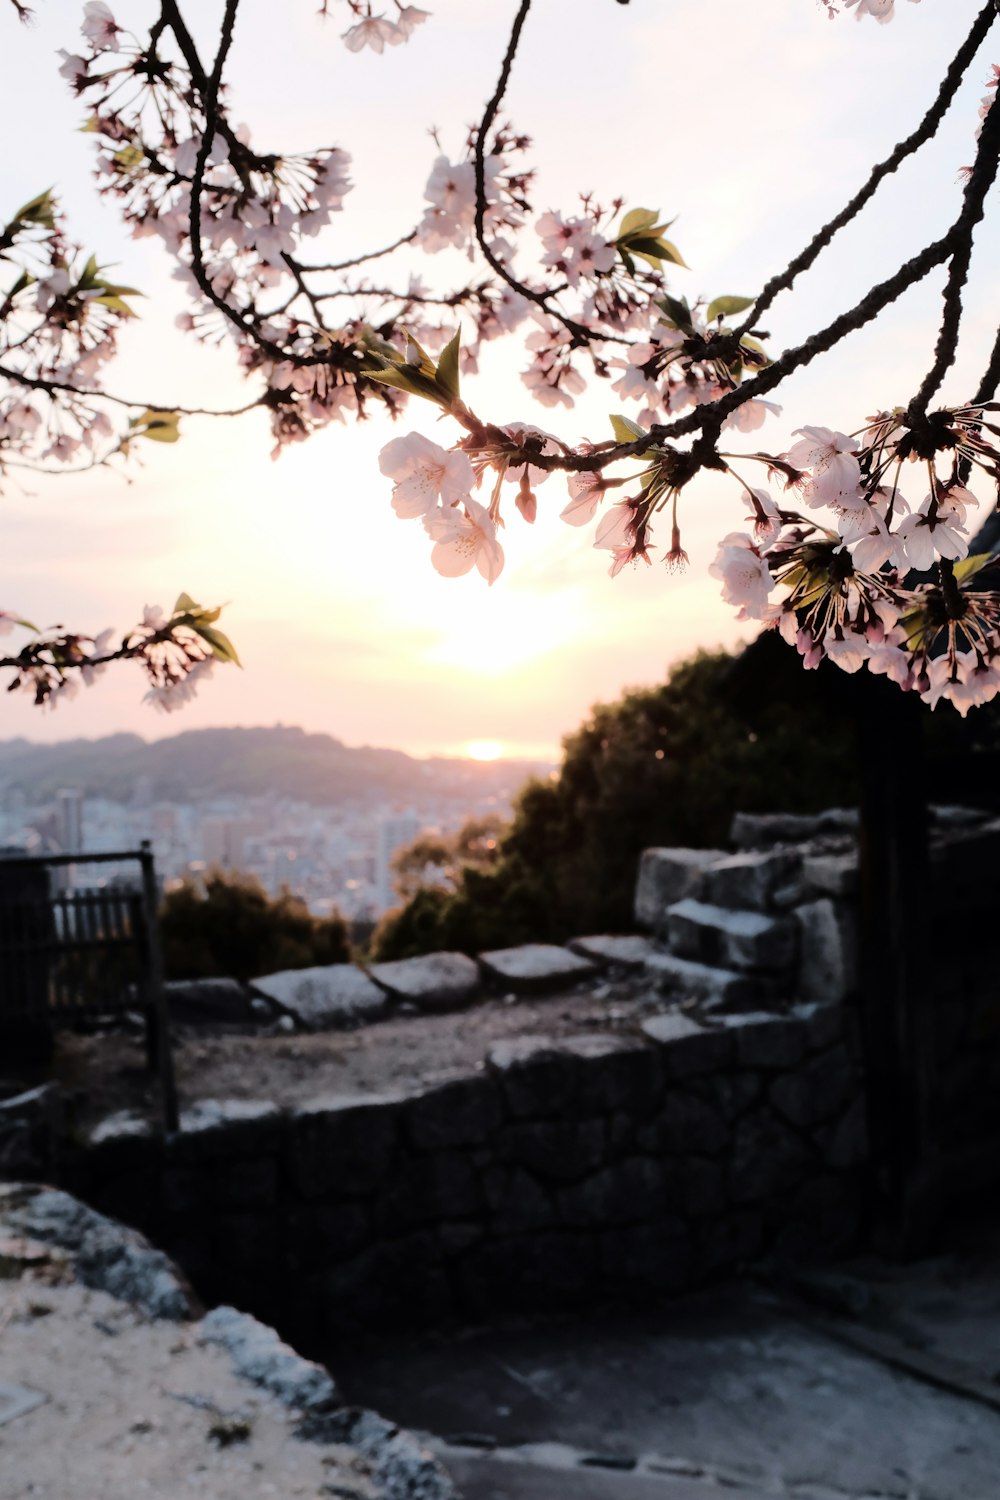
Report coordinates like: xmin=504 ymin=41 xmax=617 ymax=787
xmin=656 ymin=1089 xmax=730 ymax=1155
xmin=642 ymin=950 xmax=761 ymax=1009
xmin=730 ymin=813 xmax=820 ymax=849
xmin=665 ymin=898 xmax=797 ymax=973
xmin=281 ymin=1202 xmax=370 ymax=1270
xmin=482 ymin=1164 xmax=559 ymax=1232
xmin=556 ymin=1157 xmax=666 ymax=1227
xmin=699 ymin=1210 xmax=765 ymax=1273
xmin=323 ymin=1233 xmax=451 ymax=1330
xmin=719 ymin=1012 xmax=808 ymax=1069
xmin=792 ymin=1000 xmax=845 ymax=1053
xmin=502 ymin=1118 xmax=607 ymax=1182
xmin=730 ymin=1110 xmax=811 ymax=1204
xmin=212 ymin=1211 xmax=279 ymax=1273
xmin=770 ymin=1044 xmax=856 ymax=1130
xmin=164 ymin=977 xmax=254 ymax=1025
xmin=822 ymin=1096 xmax=869 ymax=1170
xmin=700 ymin=850 xmax=802 ymax=913
xmin=406 ymin=1076 xmax=504 ymax=1150
xmin=369 ymin=952 xmax=481 ymax=1012
xmin=641 ymin=1013 xmax=735 ymax=1078
xmin=250 ymin=964 xmax=388 ymax=1029
xmin=375 ymin=1150 xmax=482 ymax=1231
xmin=802 ymin=852 xmax=858 ymax=899
xmin=477 ymin=943 xmax=596 ymax=993
xmin=572 ymin=1039 xmax=662 ymax=1117
xmin=286 ymin=1096 xmax=398 ymax=1197
xmin=599 ymin=1219 xmax=692 ymax=1289
xmin=457 ymin=1231 xmax=600 ymax=1317
xmin=486 ymin=1037 xmax=579 ymax=1118
xmin=213 ymin=1155 xmax=278 ymax=1211
xmin=569 ymin=933 xmax=658 ymax=969
xmin=704 ymin=1071 xmax=764 ymax=1123
xmin=199 ymin=1304 xmax=339 ymax=1411
xmin=633 ymin=847 xmax=724 ymax=929
xmin=168 ymin=1099 xmax=283 ymax=1164
xmin=795 ymin=899 xmax=857 ymax=1004
xmin=673 ymin=1157 xmax=727 ymax=1217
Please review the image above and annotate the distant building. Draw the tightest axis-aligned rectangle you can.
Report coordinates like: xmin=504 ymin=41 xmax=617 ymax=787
xmin=374 ymin=811 xmax=422 ymax=912
xmin=54 ymin=788 xmax=84 ymax=854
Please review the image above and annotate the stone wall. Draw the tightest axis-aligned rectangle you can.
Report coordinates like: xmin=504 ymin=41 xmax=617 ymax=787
xmin=55 ymin=1002 xmax=865 ymax=1348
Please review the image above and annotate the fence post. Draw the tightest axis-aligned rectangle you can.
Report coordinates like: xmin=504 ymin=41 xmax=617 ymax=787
xmin=856 ymin=678 xmax=936 ymax=1254
xmin=139 ymin=841 xmax=179 ymax=1134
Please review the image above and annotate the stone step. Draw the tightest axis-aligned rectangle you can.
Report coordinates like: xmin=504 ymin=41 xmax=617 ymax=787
xmin=633 ymin=847 xmax=726 ymax=929
xmin=665 ymin=898 xmax=796 ymax=974
xmin=641 ymin=949 xmax=762 ymax=1010
xmin=478 ymin=944 xmax=597 ymax=994
xmin=698 ymin=850 xmax=803 ymax=913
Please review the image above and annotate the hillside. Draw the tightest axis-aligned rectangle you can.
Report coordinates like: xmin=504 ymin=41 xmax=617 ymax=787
xmin=0 ymin=726 xmax=547 ymax=805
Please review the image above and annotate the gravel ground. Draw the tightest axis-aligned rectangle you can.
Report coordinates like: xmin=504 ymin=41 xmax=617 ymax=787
xmin=0 ymin=1272 xmax=372 ymax=1500
xmin=47 ymin=976 xmax=667 ymax=1128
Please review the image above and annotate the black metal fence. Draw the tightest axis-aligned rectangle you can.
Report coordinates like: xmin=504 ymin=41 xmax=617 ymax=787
xmin=0 ymin=842 xmax=177 ymax=1130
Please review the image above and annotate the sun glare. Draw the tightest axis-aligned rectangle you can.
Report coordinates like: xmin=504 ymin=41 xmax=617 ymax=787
xmin=465 ymin=739 xmax=505 ymax=761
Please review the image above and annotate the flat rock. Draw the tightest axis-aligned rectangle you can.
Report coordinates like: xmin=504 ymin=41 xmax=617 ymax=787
xmin=198 ymin=1304 xmax=338 ymax=1411
xmin=250 ymin=963 xmax=388 ymax=1029
xmin=666 ymin=898 xmax=797 ymax=972
xmin=699 ymin=851 xmax=802 ymax=913
xmin=369 ymin=951 xmax=480 ymax=1011
xmin=640 ymin=1013 xmax=734 ymax=1076
xmin=478 ymin=943 xmax=596 ymax=993
xmin=163 ymin=977 xmax=253 ymax=1024
xmin=633 ymin=848 xmax=725 ymax=929
xmin=569 ymin=934 xmax=658 ymax=969
xmin=642 ymin=949 xmax=762 ymax=1010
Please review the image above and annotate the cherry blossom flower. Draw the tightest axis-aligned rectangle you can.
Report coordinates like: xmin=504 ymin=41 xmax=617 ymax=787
xmin=842 ymin=0 xmax=921 ymax=22
xmin=342 ymin=14 xmax=400 ymax=53
xmin=81 ymin=1 xmax=121 ymax=52
xmin=394 ymin=6 xmax=431 ymax=39
xmin=561 ymin=472 xmax=608 ymax=527
xmin=424 ymin=497 xmax=504 ymax=584
xmin=708 ymin=532 xmax=774 ymax=619
xmin=379 ymin=432 xmax=475 ymax=519
xmin=784 ymin=426 xmax=862 ymax=507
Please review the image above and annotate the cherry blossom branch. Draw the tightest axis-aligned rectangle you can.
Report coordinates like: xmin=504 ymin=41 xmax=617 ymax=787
xmin=907 ymin=83 xmax=1000 ymax=420
xmin=0 ymin=361 xmax=264 ymax=419
xmin=470 ymin=0 xmax=629 ymax=348
xmin=735 ymin=0 xmax=999 ymax=340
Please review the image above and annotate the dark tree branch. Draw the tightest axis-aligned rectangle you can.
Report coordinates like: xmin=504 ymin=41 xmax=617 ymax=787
xmin=908 ymin=90 xmax=1000 ymax=420
xmin=736 ymin=0 xmax=999 ymax=339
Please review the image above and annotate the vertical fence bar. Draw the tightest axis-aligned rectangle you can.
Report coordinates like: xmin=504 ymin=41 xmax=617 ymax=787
xmin=139 ymin=841 xmax=178 ymax=1134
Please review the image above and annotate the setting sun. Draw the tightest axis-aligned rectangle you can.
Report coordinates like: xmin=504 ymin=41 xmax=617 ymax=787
xmin=464 ymin=739 xmax=505 ymax=762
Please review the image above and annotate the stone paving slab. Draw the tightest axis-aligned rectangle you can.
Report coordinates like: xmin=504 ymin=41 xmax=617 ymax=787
xmin=478 ymin=945 xmax=597 ymax=993
xmin=369 ymin=952 xmax=481 ymax=1012
xmin=336 ymin=1284 xmax=1000 ymax=1500
xmin=249 ymin=963 xmax=388 ymax=1029
xmin=569 ymin=934 xmax=658 ymax=969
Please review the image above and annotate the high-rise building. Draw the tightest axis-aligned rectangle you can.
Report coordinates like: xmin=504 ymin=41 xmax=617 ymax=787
xmin=54 ymin=788 xmax=84 ymax=854
xmin=374 ymin=811 xmax=422 ymax=912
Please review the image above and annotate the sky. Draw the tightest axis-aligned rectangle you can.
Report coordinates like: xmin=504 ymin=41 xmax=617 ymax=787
xmin=3 ymin=0 xmax=1000 ymax=758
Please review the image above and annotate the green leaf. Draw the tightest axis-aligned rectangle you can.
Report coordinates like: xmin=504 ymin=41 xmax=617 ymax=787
xmin=618 ymin=207 xmax=661 ymax=239
xmin=134 ymin=409 xmax=181 ymax=442
xmin=435 ymin=328 xmax=461 ymax=402
xmin=617 ymin=245 xmax=636 ymax=277
xmin=953 ymin=552 xmax=997 ymax=584
xmin=194 ymin=623 xmax=242 ymax=668
xmin=10 ymin=189 xmax=56 ymax=231
xmin=610 ymin=413 xmax=646 ymax=444
xmin=172 ymin=592 xmax=200 ymax=614
xmin=706 ymin=294 xmax=756 ymax=323
xmin=93 ymin=293 xmax=139 ymax=317
xmin=656 ymin=294 xmax=693 ymax=333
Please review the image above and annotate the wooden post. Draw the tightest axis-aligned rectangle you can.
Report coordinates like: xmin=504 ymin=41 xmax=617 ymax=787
xmin=856 ymin=676 xmax=936 ymax=1254
xmin=139 ymin=840 xmax=179 ymax=1135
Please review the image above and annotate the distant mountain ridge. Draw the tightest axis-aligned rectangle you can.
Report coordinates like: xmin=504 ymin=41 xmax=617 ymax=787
xmin=0 ymin=726 xmax=548 ymax=805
